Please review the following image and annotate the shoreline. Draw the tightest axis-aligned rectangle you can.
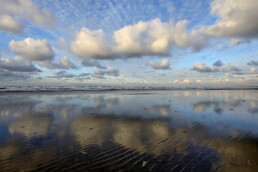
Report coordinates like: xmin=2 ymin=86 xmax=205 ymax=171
xmin=0 ymin=87 xmax=257 ymax=93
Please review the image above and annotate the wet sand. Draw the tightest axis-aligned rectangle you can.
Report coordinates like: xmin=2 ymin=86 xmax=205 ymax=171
xmin=0 ymin=90 xmax=257 ymax=171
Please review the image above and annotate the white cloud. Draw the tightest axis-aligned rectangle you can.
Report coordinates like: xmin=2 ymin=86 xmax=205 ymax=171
xmin=173 ymin=20 xmax=207 ymax=51
xmin=0 ymin=56 xmax=40 ymax=72
xmin=182 ymin=79 xmax=190 ymax=84
xmin=70 ymin=18 xmax=207 ymax=59
xmin=249 ymin=67 xmax=256 ymax=74
xmin=200 ymin=0 xmax=258 ymax=38
xmin=196 ymin=79 xmax=202 ymax=83
xmin=38 ymin=56 xmax=76 ymax=69
xmin=70 ymin=28 xmax=111 ymax=59
xmin=113 ymin=21 xmax=149 ymax=56
xmin=0 ymin=0 xmax=56 ymax=27
xmin=9 ymin=38 xmax=55 ymax=61
xmin=173 ymin=80 xmax=178 ymax=83
xmin=148 ymin=59 xmax=170 ymax=70
xmin=0 ymin=14 xmax=24 ymax=34
xmin=60 ymin=56 xmax=76 ymax=69
xmin=143 ymin=80 xmax=149 ymax=84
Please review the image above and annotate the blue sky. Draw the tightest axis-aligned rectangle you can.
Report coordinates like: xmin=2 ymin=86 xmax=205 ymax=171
xmin=0 ymin=0 xmax=257 ymax=87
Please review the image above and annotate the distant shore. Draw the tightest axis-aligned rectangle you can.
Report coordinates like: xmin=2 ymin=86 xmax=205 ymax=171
xmin=0 ymin=86 xmax=257 ymax=93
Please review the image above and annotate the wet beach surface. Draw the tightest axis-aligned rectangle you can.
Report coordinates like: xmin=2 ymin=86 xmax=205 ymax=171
xmin=0 ymin=90 xmax=257 ymax=171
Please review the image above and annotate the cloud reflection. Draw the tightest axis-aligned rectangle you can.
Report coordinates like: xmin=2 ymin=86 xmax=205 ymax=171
xmin=0 ymin=90 xmax=257 ymax=171
xmin=9 ymin=112 xmax=53 ymax=137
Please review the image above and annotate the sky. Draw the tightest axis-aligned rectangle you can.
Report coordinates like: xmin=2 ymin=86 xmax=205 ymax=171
xmin=0 ymin=0 xmax=258 ymax=88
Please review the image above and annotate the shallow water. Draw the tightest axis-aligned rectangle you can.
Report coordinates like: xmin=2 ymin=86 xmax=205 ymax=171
xmin=0 ymin=90 xmax=257 ymax=171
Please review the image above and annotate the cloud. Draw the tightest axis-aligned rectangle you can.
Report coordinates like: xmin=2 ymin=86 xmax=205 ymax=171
xmin=69 ymin=1 xmax=258 ymax=60
xmin=229 ymin=38 xmax=248 ymax=47
xmin=247 ymin=60 xmax=258 ymax=66
xmin=112 ymin=21 xmax=150 ymax=57
xmin=70 ymin=18 xmax=207 ymax=59
xmin=38 ymin=56 xmax=76 ymax=69
xmin=113 ymin=19 xmax=206 ymax=55
xmin=182 ymin=79 xmax=190 ymax=84
xmin=81 ymin=59 xmax=106 ymax=69
xmin=196 ymin=79 xmax=202 ymax=83
xmin=59 ymin=56 xmax=76 ymax=69
xmin=0 ymin=69 xmax=33 ymax=81
xmin=173 ymin=80 xmax=178 ymax=83
xmin=0 ymin=56 xmax=40 ymax=72
xmin=148 ymin=105 xmax=170 ymax=116
xmin=192 ymin=62 xmax=219 ymax=73
xmin=213 ymin=60 xmax=223 ymax=67
xmin=94 ymin=67 xmax=119 ymax=77
xmin=93 ymin=75 xmax=106 ymax=79
xmin=193 ymin=62 xmax=242 ymax=75
xmin=9 ymin=112 xmax=53 ymax=137
xmin=70 ymin=28 xmax=111 ymax=59
xmin=200 ymin=0 xmax=258 ymax=39
xmin=223 ymin=65 xmax=241 ymax=73
xmin=51 ymin=71 xmax=75 ymax=78
xmin=77 ymin=73 xmax=91 ymax=78
xmin=49 ymin=71 xmax=90 ymax=80
xmin=67 ymin=25 xmax=75 ymax=30
xmin=0 ymin=0 xmax=56 ymax=27
xmin=148 ymin=59 xmax=170 ymax=70
xmin=0 ymin=14 xmax=24 ymax=34
xmin=249 ymin=67 xmax=256 ymax=74
xmin=9 ymin=38 xmax=55 ymax=61
xmin=173 ymin=20 xmax=207 ymax=51
xmin=58 ymin=37 xmax=67 ymax=46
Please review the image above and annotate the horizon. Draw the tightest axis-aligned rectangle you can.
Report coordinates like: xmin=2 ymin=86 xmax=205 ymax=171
xmin=0 ymin=0 xmax=258 ymax=87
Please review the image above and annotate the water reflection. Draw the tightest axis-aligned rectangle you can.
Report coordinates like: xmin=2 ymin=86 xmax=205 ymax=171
xmin=0 ymin=90 xmax=257 ymax=171
xmin=9 ymin=112 xmax=53 ymax=137
xmin=249 ymin=107 xmax=258 ymax=114
xmin=0 ymin=96 xmax=40 ymax=118
xmin=148 ymin=104 xmax=170 ymax=116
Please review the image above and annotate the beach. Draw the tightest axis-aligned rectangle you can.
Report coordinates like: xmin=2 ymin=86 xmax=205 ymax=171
xmin=0 ymin=90 xmax=257 ymax=171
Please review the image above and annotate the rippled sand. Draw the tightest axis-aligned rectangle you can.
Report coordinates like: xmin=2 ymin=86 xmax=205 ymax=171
xmin=0 ymin=90 xmax=257 ymax=171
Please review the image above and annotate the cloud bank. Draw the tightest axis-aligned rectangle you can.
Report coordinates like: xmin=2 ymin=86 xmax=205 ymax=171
xmin=70 ymin=18 xmax=206 ymax=60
